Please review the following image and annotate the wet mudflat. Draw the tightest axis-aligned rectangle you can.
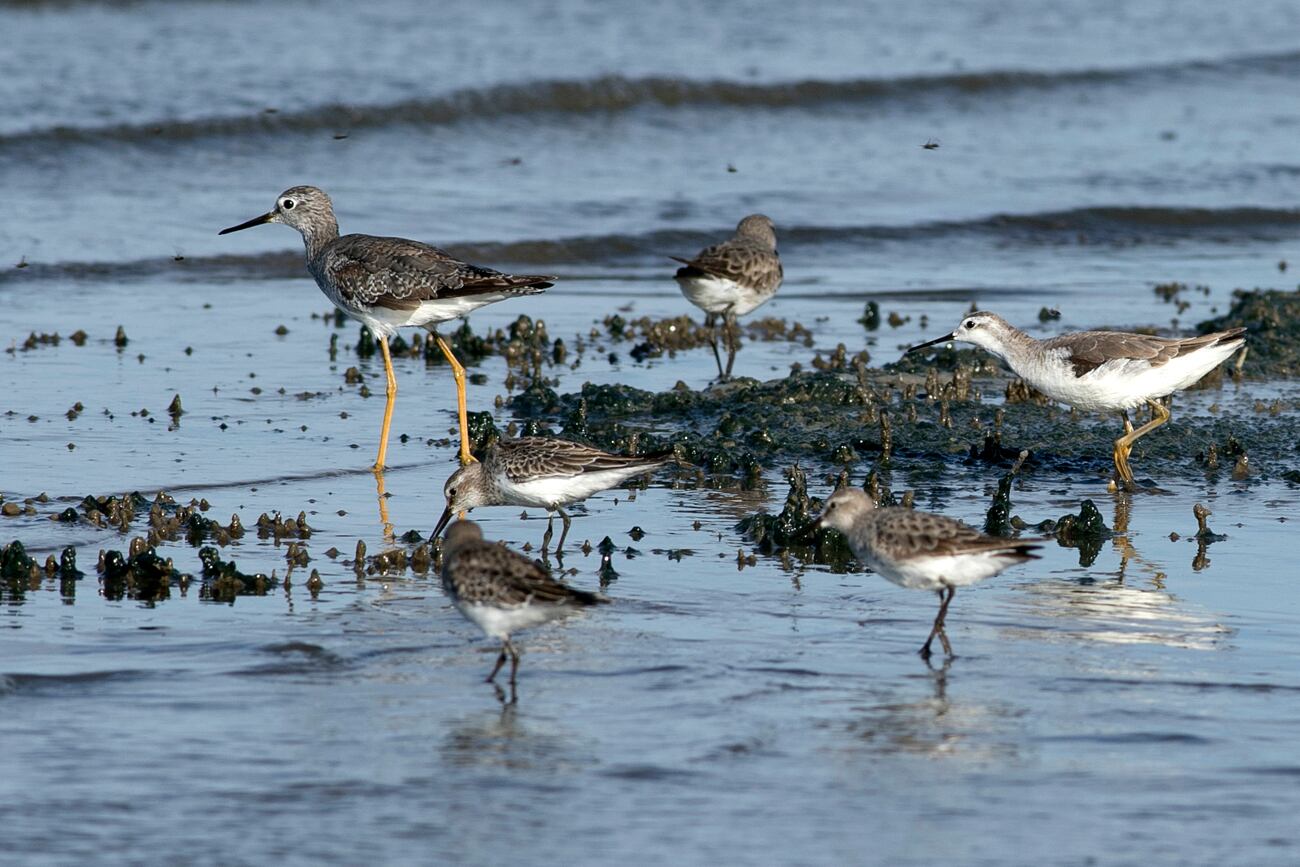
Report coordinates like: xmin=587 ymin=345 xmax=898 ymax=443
xmin=5 ymin=0 xmax=1300 ymax=862
xmin=3 ymin=268 xmax=1300 ymax=865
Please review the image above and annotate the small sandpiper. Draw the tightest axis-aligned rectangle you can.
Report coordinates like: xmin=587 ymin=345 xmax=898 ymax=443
xmin=219 ymin=186 xmax=554 ymax=469
xmin=440 ymin=520 xmax=609 ymax=689
xmin=672 ymin=214 xmax=783 ymax=381
xmin=906 ymin=312 xmax=1246 ymax=487
xmin=815 ymin=488 xmax=1042 ymax=660
xmin=433 ymin=437 xmax=680 ymax=552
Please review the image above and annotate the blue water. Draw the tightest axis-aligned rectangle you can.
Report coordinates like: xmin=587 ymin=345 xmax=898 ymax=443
xmin=2 ymin=0 xmax=1300 ymax=864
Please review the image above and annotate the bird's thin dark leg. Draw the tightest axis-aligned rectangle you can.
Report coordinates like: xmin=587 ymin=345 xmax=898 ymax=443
xmin=723 ymin=310 xmax=738 ymax=379
xmin=486 ymin=645 xmax=509 ymax=683
xmin=541 ymin=513 xmax=554 ymax=552
xmin=374 ymin=335 xmax=398 ymax=470
xmin=555 ymin=506 xmax=572 ymax=553
xmin=936 ymin=587 xmax=955 ymax=657
xmin=507 ymin=640 xmax=520 ymax=687
xmin=704 ymin=313 xmax=725 ymax=380
xmin=920 ymin=586 xmax=956 ymax=659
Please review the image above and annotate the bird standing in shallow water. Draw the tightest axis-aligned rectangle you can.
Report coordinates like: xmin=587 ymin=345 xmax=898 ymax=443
xmin=672 ymin=214 xmax=783 ymax=381
xmin=814 ymin=488 xmax=1042 ymax=660
xmin=906 ymin=311 xmax=1246 ymax=487
xmin=433 ymin=437 xmax=680 ymax=553
xmin=440 ymin=520 xmax=608 ymax=692
xmin=219 ymin=186 xmax=553 ymax=469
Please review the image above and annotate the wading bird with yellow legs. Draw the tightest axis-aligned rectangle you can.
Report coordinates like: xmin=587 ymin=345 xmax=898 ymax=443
xmin=220 ymin=185 xmax=553 ymax=470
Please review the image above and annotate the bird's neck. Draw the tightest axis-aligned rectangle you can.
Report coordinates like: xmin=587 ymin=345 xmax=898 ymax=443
xmin=982 ymin=323 xmax=1038 ymax=368
xmin=299 ymin=217 xmax=340 ymax=262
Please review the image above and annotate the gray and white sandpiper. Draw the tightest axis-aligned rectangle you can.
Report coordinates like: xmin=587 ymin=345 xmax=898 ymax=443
xmin=815 ymin=488 xmax=1042 ymax=660
xmin=433 ymin=437 xmax=680 ymax=552
xmin=672 ymin=214 xmax=783 ymax=381
xmin=906 ymin=312 xmax=1246 ymax=487
xmin=440 ymin=520 xmax=609 ymax=689
xmin=219 ymin=186 xmax=554 ymax=469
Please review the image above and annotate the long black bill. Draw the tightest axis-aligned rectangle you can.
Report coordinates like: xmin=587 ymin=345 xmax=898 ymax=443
xmin=431 ymin=505 xmax=454 ymax=540
xmin=904 ymin=332 xmax=956 ymax=354
xmin=218 ymin=212 xmax=275 ymax=235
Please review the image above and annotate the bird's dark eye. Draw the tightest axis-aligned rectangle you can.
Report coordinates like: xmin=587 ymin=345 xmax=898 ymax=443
xmin=963 ymin=319 xmax=976 ymax=329
xmin=448 ymin=488 xmax=456 ymax=498
xmin=282 ymin=199 xmax=295 ymax=210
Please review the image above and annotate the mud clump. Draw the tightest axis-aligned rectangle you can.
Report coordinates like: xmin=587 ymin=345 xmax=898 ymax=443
xmin=597 ymin=536 xmax=620 ymax=585
xmin=74 ymin=492 xmax=148 ymax=532
xmin=254 ymin=511 xmax=313 ymax=543
xmin=198 ymin=546 xmax=275 ymax=602
xmin=99 ymin=546 xmax=185 ymax=603
xmin=984 ymin=473 xmax=1016 ymax=537
xmin=1030 ymin=499 xmax=1112 ymax=567
xmin=2 ymin=541 xmax=41 ymax=598
xmin=885 ymin=345 xmax=999 ymax=377
xmin=1197 ymin=287 xmax=1300 ymax=378
xmin=735 ymin=465 xmax=854 ymax=569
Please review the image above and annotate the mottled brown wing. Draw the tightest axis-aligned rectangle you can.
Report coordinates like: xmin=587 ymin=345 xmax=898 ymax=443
xmin=1046 ymin=328 xmax=1245 ymax=378
xmin=872 ymin=509 xmax=1041 ymax=560
xmin=673 ymin=240 xmax=783 ymax=292
xmin=326 ymin=234 xmax=554 ymax=310
xmin=448 ymin=542 xmax=605 ymax=606
xmin=496 ymin=437 xmax=674 ymax=482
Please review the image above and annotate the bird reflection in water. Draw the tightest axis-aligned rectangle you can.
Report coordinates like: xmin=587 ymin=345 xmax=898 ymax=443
xmin=441 ymin=702 xmax=575 ymax=773
xmin=1007 ymin=494 xmax=1230 ymax=650
xmin=842 ymin=661 xmax=1025 ymax=761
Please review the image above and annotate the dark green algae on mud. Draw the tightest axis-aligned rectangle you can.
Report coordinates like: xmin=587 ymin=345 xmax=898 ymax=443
xmin=487 ymin=286 xmax=1299 ymax=478
xmin=436 ymin=285 xmax=1300 ymax=571
xmin=4 ymin=286 xmax=1298 ymax=584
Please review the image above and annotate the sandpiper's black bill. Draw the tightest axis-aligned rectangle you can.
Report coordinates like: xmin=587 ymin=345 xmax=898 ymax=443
xmin=431 ymin=505 xmax=454 ymax=540
xmin=904 ymin=332 xmax=956 ymax=354
xmin=218 ymin=212 xmax=275 ymax=235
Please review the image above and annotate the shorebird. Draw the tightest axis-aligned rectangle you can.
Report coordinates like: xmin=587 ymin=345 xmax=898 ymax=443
xmin=219 ymin=186 xmax=553 ymax=469
xmin=440 ymin=520 xmax=608 ymax=688
xmin=906 ymin=312 xmax=1246 ymax=486
xmin=433 ymin=437 xmax=679 ymax=552
xmin=672 ymin=214 xmax=783 ymax=381
xmin=814 ymin=488 xmax=1042 ymax=659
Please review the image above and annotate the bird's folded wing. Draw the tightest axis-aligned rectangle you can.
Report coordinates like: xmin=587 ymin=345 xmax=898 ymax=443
xmin=498 ymin=438 xmax=660 ymax=481
xmin=875 ymin=510 xmax=1031 ymax=559
xmin=327 ymin=235 xmax=551 ymax=309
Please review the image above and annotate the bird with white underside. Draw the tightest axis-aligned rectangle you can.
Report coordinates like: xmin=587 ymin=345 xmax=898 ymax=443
xmin=814 ymin=487 xmax=1043 ymax=660
xmin=672 ymin=214 xmax=783 ymax=381
xmin=219 ymin=185 xmax=553 ymax=470
xmin=433 ymin=437 xmax=681 ymax=552
xmin=906 ymin=311 xmax=1246 ymax=487
xmin=440 ymin=520 xmax=609 ymax=689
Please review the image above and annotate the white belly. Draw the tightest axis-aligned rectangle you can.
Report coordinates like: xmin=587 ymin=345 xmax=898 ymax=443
xmin=863 ymin=550 xmax=1015 ymax=591
xmin=497 ymin=467 xmax=652 ymax=508
xmin=457 ymin=600 xmax=569 ymax=640
xmin=1017 ymin=343 xmax=1241 ymax=412
xmin=676 ymin=275 xmax=770 ymax=317
xmin=337 ymin=295 xmax=511 ymax=341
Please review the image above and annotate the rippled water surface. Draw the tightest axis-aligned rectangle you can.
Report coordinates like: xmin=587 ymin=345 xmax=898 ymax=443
xmin=3 ymin=0 xmax=1300 ymax=864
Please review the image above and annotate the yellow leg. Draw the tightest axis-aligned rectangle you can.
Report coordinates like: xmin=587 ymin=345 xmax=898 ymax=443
xmin=373 ymin=468 xmax=394 ymax=541
xmin=1112 ymin=400 xmax=1171 ymax=485
xmin=434 ymin=332 xmax=477 ymax=465
xmin=374 ymin=335 xmax=398 ymax=470
xmin=1111 ymin=412 xmax=1135 ymax=486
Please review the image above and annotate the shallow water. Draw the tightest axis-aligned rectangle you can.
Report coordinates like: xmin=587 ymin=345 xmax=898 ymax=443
xmin=3 ymin=0 xmax=1300 ymax=864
